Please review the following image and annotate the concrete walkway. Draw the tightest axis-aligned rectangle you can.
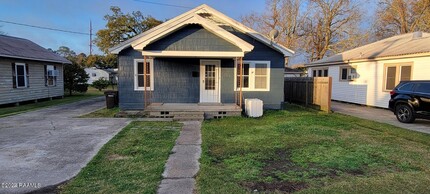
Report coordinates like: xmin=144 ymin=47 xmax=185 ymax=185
xmin=332 ymin=101 xmax=430 ymax=134
xmin=0 ymin=97 xmax=130 ymax=194
xmin=158 ymin=121 xmax=202 ymax=194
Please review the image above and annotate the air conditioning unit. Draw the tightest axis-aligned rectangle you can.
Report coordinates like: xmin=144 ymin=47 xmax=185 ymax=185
xmin=48 ymin=70 xmax=59 ymax=77
xmin=348 ymin=74 xmax=357 ymax=80
xmin=245 ymin=98 xmax=263 ymax=117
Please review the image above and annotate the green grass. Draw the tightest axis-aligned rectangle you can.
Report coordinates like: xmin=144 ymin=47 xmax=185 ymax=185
xmin=0 ymin=87 xmax=105 ymax=118
xmin=60 ymin=121 xmax=181 ymax=194
xmin=79 ymin=107 xmax=120 ymax=118
xmin=197 ymin=104 xmax=430 ymax=193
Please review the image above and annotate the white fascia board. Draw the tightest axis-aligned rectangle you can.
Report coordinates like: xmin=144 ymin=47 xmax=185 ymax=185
xmin=200 ymin=5 xmax=295 ymax=57
xmin=131 ymin=13 xmax=253 ymax=52
xmin=142 ymin=51 xmax=244 ymax=57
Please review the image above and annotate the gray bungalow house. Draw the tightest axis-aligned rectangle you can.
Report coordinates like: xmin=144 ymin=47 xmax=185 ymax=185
xmin=0 ymin=35 xmax=71 ymax=105
xmin=110 ymin=4 xmax=294 ymax=112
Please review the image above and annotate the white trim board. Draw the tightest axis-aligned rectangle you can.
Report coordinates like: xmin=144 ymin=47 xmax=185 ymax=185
xmin=109 ymin=4 xmax=294 ymax=57
xmin=142 ymin=51 xmax=244 ymax=57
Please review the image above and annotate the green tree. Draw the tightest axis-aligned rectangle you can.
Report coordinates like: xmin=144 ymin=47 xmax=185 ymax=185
xmin=64 ymin=61 xmax=89 ymax=96
xmin=92 ymin=77 xmax=111 ymax=91
xmin=96 ymin=6 xmax=163 ymax=53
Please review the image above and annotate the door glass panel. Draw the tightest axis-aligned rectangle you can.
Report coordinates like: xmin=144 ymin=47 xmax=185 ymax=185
xmin=415 ymin=83 xmax=430 ymax=93
xmin=205 ymin=65 xmax=215 ymax=90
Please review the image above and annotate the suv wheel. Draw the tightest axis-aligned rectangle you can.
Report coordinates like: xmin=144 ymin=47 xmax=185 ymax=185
xmin=395 ymin=104 xmax=415 ymax=123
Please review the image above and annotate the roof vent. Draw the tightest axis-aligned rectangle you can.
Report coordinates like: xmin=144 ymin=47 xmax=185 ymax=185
xmin=412 ymin=31 xmax=423 ymax=39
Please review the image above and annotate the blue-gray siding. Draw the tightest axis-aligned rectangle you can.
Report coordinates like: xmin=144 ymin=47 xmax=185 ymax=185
xmin=118 ymin=26 xmax=285 ymax=110
xmin=144 ymin=24 xmax=242 ymax=52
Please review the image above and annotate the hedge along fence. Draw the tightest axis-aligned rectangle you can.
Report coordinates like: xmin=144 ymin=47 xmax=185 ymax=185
xmin=284 ymin=77 xmax=332 ymax=112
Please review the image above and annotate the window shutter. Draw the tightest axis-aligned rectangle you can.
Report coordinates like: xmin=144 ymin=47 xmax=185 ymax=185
xmin=44 ymin=65 xmax=48 ymax=86
xmin=12 ymin=63 xmax=16 ymax=88
xmin=25 ymin=64 xmax=30 ymax=87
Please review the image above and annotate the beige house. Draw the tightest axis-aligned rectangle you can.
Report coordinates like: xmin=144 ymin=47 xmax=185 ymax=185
xmin=306 ymin=32 xmax=430 ymax=108
xmin=0 ymin=35 xmax=70 ymax=105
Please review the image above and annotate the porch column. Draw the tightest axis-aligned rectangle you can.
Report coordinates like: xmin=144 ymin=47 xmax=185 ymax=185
xmin=144 ymin=55 xmax=147 ymax=109
xmin=239 ymin=57 xmax=243 ymax=108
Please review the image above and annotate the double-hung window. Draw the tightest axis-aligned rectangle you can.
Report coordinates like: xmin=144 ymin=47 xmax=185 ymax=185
xmin=12 ymin=63 xmax=29 ymax=88
xmin=45 ymin=65 xmax=57 ymax=86
xmin=134 ymin=59 xmax=154 ymax=91
xmin=339 ymin=65 xmax=357 ymax=81
xmin=235 ymin=60 xmax=270 ymax=91
xmin=384 ymin=63 xmax=412 ymax=91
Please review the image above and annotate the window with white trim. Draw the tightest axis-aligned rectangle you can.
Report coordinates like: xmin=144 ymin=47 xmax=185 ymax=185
xmin=134 ymin=59 xmax=154 ymax=91
xmin=46 ymin=65 xmax=57 ymax=86
xmin=235 ymin=60 xmax=270 ymax=91
xmin=339 ymin=66 xmax=357 ymax=81
xmin=312 ymin=67 xmax=328 ymax=77
xmin=13 ymin=63 xmax=28 ymax=88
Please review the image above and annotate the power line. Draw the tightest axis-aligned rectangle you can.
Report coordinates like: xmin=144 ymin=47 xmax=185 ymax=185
xmin=0 ymin=19 xmax=91 ymax=35
xmin=133 ymin=0 xmax=192 ymax=9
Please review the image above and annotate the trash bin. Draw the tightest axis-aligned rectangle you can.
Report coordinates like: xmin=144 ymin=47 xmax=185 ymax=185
xmin=104 ymin=91 xmax=118 ymax=109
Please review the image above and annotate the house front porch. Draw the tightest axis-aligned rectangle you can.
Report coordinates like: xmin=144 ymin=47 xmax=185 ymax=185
xmin=144 ymin=103 xmax=242 ymax=120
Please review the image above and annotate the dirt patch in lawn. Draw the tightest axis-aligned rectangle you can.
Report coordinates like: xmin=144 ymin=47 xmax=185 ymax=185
xmin=107 ymin=154 xmax=130 ymax=161
xmin=242 ymin=181 xmax=307 ymax=193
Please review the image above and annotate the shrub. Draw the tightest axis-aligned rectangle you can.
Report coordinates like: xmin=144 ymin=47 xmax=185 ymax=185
xmin=92 ymin=77 xmax=111 ymax=91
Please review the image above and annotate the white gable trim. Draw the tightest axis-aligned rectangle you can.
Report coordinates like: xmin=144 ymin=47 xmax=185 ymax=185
xmin=109 ymin=4 xmax=294 ymax=57
xmin=197 ymin=5 xmax=295 ymax=57
xmin=131 ymin=13 xmax=254 ymax=52
xmin=142 ymin=51 xmax=244 ymax=57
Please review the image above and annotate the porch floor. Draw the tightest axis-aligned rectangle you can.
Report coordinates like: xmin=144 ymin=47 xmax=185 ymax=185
xmin=144 ymin=103 xmax=242 ymax=120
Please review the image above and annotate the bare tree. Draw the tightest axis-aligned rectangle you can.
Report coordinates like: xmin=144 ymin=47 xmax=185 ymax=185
xmin=374 ymin=0 xmax=430 ymax=39
xmin=241 ymin=0 xmax=305 ymax=50
xmin=303 ymin=0 xmax=363 ymax=61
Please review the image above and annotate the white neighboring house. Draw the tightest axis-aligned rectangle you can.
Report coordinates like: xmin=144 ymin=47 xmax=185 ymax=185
xmin=284 ymin=67 xmax=305 ymax=77
xmin=305 ymin=32 xmax=430 ymax=108
xmin=85 ymin=67 xmax=111 ymax=84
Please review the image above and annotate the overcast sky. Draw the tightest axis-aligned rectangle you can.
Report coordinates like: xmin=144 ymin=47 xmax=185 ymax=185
xmin=0 ymin=0 xmax=267 ymax=54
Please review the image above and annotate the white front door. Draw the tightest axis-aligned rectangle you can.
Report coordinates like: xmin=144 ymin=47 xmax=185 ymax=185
xmin=200 ymin=60 xmax=221 ymax=103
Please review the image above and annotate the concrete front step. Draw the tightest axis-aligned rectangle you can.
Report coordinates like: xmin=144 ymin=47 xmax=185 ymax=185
xmin=146 ymin=110 xmax=241 ymax=120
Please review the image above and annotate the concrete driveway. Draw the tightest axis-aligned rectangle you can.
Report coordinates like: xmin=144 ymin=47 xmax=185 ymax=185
xmin=0 ymin=97 xmax=130 ymax=194
xmin=332 ymin=101 xmax=430 ymax=134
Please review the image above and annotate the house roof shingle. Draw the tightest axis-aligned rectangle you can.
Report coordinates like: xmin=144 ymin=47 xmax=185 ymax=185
xmin=0 ymin=35 xmax=71 ymax=64
xmin=307 ymin=32 xmax=430 ymax=66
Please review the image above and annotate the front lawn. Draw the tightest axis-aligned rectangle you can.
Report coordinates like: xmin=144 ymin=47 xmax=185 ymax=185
xmin=197 ymin=104 xmax=430 ymax=193
xmin=0 ymin=87 xmax=104 ymax=118
xmin=60 ymin=121 xmax=181 ymax=194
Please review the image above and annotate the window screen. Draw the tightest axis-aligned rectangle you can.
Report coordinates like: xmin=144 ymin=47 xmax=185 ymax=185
xmin=400 ymin=66 xmax=412 ymax=81
xmin=385 ymin=66 xmax=397 ymax=90
xmin=255 ymin=63 xmax=267 ymax=89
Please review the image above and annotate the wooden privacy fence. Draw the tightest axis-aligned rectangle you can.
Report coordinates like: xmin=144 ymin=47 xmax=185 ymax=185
xmin=284 ymin=77 xmax=332 ymax=112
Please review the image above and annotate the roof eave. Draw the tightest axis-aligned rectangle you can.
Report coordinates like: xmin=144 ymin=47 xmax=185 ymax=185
xmin=0 ymin=54 xmax=71 ymax=64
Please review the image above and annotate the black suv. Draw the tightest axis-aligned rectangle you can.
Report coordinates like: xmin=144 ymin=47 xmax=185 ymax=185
xmin=389 ymin=81 xmax=430 ymax=123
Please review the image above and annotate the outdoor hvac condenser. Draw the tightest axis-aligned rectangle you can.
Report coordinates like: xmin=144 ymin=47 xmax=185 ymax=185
xmin=245 ymin=98 xmax=263 ymax=117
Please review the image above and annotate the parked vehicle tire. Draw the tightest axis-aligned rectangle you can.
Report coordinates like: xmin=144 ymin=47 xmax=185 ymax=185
xmin=395 ymin=104 xmax=415 ymax=123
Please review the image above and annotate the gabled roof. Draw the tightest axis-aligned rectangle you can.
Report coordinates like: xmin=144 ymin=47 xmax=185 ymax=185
xmin=109 ymin=4 xmax=294 ymax=57
xmin=0 ymin=35 xmax=71 ymax=64
xmin=307 ymin=32 xmax=430 ymax=66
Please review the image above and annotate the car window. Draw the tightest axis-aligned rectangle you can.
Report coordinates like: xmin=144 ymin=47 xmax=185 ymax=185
xmin=397 ymin=83 xmax=414 ymax=92
xmin=415 ymin=83 xmax=430 ymax=94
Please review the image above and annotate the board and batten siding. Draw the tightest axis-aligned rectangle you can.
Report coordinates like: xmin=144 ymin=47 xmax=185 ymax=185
xmin=144 ymin=24 xmax=242 ymax=52
xmin=308 ymin=55 xmax=430 ymax=108
xmin=0 ymin=58 xmax=64 ymax=105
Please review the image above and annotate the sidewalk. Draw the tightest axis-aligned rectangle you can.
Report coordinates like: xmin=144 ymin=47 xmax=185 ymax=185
xmin=158 ymin=121 xmax=202 ymax=194
xmin=331 ymin=101 xmax=430 ymax=134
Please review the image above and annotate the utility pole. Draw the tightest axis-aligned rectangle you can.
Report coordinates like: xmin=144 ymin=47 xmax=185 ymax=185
xmin=89 ymin=20 xmax=93 ymax=55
